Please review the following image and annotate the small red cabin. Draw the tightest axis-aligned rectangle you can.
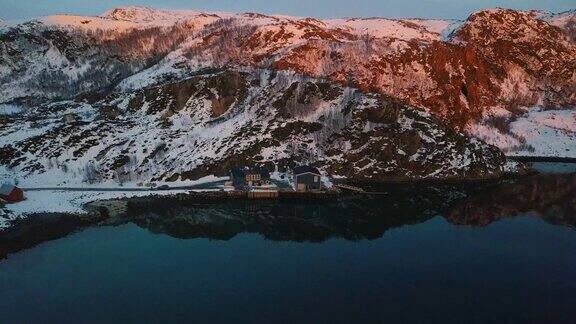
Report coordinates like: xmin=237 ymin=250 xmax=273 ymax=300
xmin=0 ymin=184 xmax=24 ymax=203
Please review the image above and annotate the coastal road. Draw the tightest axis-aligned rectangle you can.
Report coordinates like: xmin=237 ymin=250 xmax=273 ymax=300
xmin=21 ymin=180 xmax=229 ymax=192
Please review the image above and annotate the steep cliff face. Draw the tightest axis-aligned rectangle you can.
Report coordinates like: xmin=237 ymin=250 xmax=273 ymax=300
xmin=453 ymin=9 xmax=576 ymax=112
xmin=0 ymin=69 xmax=515 ymax=185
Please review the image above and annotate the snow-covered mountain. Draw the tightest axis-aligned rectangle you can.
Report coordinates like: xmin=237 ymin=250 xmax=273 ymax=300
xmin=0 ymin=21 xmax=139 ymax=105
xmin=547 ymin=9 xmax=576 ymax=41
xmin=1 ymin=6 xmax=574 ymax=186
xmin=0 ymin=68 xmax=514 ymax=186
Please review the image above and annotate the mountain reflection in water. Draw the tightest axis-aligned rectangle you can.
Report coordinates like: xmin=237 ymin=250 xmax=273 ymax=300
xmin=124 ymin=172 xmax=576 ymax=242
xmin=1 ymin=171 xmax=574 ymax=259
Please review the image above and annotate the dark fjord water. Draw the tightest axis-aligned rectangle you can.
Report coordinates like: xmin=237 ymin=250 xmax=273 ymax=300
xmin=1 ymin=163 xmax=575 ymax=323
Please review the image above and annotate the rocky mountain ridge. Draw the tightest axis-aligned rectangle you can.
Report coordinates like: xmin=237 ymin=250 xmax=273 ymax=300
xmin=2 ymin=7 xmax=574 ymax=120
xmin=1 ymin=6 xmax=574 ymax=185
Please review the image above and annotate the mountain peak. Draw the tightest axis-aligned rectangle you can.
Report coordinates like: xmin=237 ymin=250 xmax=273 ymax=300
xmin=102 ymin=6 xmax=166 ymax=22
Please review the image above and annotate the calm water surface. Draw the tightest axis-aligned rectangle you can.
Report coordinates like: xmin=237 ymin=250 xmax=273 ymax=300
xmin=0 ymin=163 xmax=575 ymax=323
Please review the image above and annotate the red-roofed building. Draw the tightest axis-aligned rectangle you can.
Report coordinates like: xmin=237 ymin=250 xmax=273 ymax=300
xmin=0 ymin=184 xmax=24 ymax=203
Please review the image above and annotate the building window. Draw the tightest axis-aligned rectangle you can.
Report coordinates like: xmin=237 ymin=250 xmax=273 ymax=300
xmin=314 ymin=176 xmax=319 ymax=182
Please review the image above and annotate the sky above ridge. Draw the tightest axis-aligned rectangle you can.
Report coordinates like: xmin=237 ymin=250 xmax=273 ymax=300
xmin=0 ymin=0 xmax=574 ymax=21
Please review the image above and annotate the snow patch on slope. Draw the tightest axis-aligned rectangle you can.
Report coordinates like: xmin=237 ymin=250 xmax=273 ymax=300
xmin=41 ymin=7 xmax=227 ymax=32
xmin=39 ymin=6 xmax=458 ymax=43
xmin=468 ymin=107 xmax=576 ymax=158
xmin=102 ymin=6 xmax=231 ymax=23
xmin=325 ymin=17 xmax=455 ymax=41
xmin=0 ymin=104 xmax=24 ymax=115
xmin=544 ymin=9 xmax=575 ymax=27
xmin=41 ymin=15 xmax=140 ymax=31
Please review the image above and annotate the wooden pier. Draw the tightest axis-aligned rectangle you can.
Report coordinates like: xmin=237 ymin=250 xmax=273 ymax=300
xmin=334 ymin=184 xmax=365 ymax=193
xmin=248 ymin=190 xmax=279 ymax=199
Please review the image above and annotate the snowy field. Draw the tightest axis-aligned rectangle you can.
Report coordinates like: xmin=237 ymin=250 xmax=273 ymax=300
xmin=0 ymin=175 xmax=228 ymax=230
xmin=0 ymin=189 xmax=198 ymax=230
xmin=468 ymin=108 xmax=576 ymax=158
xmin=0 ymin=104 xmax=24 ymax=115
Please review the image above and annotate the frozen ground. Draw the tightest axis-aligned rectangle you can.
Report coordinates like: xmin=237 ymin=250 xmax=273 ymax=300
xmin=468 ymin=108 xmax=576 ymax=158
xmin=0 ymin=104 xmax=24 ymax=115
xmin=0 ymin=175 xmax=227 ymax=230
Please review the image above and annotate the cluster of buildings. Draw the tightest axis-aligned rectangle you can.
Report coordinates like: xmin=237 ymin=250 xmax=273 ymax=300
xmin=0 ymin=165 xmax=324 ymax=205
xmin=228 ymin=165 xmax=322 ymax=192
